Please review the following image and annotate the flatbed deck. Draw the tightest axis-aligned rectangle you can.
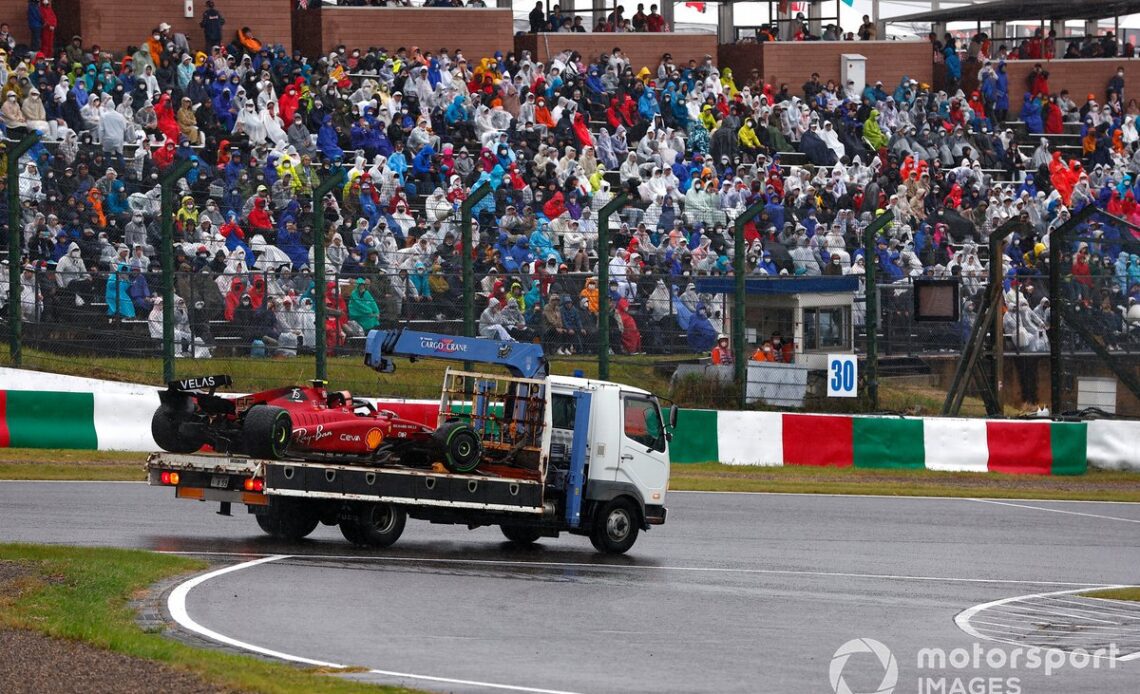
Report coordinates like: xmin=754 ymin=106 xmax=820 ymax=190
xmin=147 ymin=452 xmax=546 ymax=514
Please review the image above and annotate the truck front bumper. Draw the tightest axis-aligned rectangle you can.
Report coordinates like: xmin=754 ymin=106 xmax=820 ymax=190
xmin=645 ymin=505 xmax=667 ymax=525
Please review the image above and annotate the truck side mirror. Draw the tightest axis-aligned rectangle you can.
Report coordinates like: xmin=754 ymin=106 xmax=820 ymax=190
xmin=669 ymin=404 xmax=679 ymax=430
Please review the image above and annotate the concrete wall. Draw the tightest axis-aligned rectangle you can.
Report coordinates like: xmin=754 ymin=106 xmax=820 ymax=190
xmin=314 ymin=7 xmax=514 ymax=62
xmin=718 ymin=40 xmax=933 ymax=93
xmin=517 ymin=32 xmax=718 ymax=77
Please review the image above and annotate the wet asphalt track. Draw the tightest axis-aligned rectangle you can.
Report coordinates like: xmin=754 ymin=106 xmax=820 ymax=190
xmin=1 ymin=481 xmax=1138 ymax=693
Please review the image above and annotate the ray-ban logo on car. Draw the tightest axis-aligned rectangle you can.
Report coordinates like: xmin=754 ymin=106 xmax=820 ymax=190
xmin=420 ymin=337 xmax=467 ymax=353
xmin=830 ymin=638 xmax=898 ymax=694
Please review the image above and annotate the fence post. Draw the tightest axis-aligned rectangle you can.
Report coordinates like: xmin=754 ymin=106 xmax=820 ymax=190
xmin=732 ymin=201 xmax=765 ymax=409
xmin=1044 ymin=204 xmax=1096 ymax=414
xmin=597 ymin=192 xmax=628 ymax=381
xmin=159 ymin=159 xmax=195 ymax=384
xmin=460 ymin=182 xmax=493 ymax=374
xmin=6 ymin=133 xmax=40 ymax=368
xmin=861 ymin=210 xmax=893 ymax=411
xmin=311 ymin=170 xmax=346 ymax=383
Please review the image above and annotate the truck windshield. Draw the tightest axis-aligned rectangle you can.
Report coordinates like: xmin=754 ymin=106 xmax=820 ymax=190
xmin=623 ymin=396 xmax=666 ymax=453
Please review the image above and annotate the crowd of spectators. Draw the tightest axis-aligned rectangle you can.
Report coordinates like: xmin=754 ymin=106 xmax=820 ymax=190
xmin=0 ymin=0 xmax=1137 ymax=369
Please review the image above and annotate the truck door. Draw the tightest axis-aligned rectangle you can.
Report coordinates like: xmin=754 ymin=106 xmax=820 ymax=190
xmin=616 ymin=394 xmax=669 ymax=499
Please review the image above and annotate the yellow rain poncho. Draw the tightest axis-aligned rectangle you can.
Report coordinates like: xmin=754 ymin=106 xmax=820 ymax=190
xmin=720 ymin=68 xmax=738 ymax=97
xmin=863 ymin=108 xmax=889 ymax=150
xmin=738 ymin=119 xmax=761 ymax=149
xmin=699 ymin=104 xmax=718 ymax=132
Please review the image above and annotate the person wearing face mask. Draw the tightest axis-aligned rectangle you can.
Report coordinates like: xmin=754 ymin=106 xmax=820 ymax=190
xmin=1108 ymin=67 xmax=1126 ymax=103
xmin=235 ymin=100 xmax=267 ymax=145
xmin=54 ymin=240 xmax=92 ymax=302
xmin=1 ymin=90 xmax=26 ymax=131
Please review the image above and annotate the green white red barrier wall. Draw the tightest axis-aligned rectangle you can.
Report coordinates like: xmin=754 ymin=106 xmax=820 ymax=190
xmin=668 ymin=409 xmax=1108 ymax=475
xmin=0 ymin=368 xmax=1137 ymax=474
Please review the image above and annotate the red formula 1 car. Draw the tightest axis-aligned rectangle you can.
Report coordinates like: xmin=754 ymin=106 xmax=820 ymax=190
xmin=151 ymin=375 xmax=483 ymax=472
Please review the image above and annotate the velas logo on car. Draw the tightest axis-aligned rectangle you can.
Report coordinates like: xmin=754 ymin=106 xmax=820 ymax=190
xmin=830 ymin=638 xmax=898 ymax=694
xmin=420 ymin=337 xmax=467 ymax=353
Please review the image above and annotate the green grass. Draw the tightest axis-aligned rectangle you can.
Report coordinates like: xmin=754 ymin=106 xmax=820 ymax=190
xmin=0 ymin=449 xmax=148 ymax=480
xmin=0 ymin=544 xmax=418 ymax=693
xmin=1081 ymin=587 xmax=1140 ymax=601
xmin=4 ymin=347 xmax=678 ymax=401
xmin=669 ymin=463 xmax=1140 ymax=502
xmin=3 ymin=450 xmax=1138 ymax=502
xmin=3 ymin=345 xmax=999 ymax=416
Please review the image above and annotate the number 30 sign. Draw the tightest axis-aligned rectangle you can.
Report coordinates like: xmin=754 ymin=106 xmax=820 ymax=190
xmin=827 ymin=355 xmax=857 ymax=398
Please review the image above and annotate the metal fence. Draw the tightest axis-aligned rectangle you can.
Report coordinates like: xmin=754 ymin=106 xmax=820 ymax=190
xmin=6 ymin=128 xmax=1136 ymax=414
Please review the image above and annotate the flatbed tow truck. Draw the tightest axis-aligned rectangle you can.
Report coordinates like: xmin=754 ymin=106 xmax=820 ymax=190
xmin=146 ymin=329 xmax=674 ymax=553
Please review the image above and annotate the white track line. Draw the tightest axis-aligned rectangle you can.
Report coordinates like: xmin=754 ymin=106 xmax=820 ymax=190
xmin=984 ymin=604 xmax=1122 ymax=624
xmin=670 ymin=487 xmax=1140 ymax=503
xmin=967 ymin=498 xmax=1140 ymax=524
xmin=956 ymin=586 xmax=1140 ymax=661
xmin=1087 ymin=596 xmax=1140 ymax=608
xmin=156 ymin=550 xmax=1110 ymax=588
xmin=167 ymin=555 xmax=583 ymax=694
xmin=1040 ymin=596 xmax=1140 ymax=618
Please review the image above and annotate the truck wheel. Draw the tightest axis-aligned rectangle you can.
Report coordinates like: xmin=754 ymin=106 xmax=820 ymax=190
xmin=500 ymin=524 xmax=543 ymax=546
xmin=243 ymin=406 xmax=292 ymax=459
xmin=348 ymin=502 xmax=406 ymax=548
xmin=590 ymin=498 xmax=640 ymax=554
xmin=151 ymin=405 xmax=202 ymax=454
xmin=255 ymin=499 xmax=319 ymax=541
xmin=433 ymin=421 xmax=483 ymax=474
xmin=339 ymin=518 xmax=365 ymax=545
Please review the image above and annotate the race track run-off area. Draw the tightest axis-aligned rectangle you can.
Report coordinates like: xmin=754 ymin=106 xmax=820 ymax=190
xmin=1 ymin=481 xmax=1137 ymax=693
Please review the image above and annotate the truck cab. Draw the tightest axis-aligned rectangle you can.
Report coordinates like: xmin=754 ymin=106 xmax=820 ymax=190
xmin=549 ymin=377 xmax=669 ymax=529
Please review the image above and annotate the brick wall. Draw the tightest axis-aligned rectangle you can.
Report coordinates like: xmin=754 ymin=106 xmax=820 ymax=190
xmin=75 ymin=0 xmax=293 ymax=55
xmin=719 ymin=40 xmax=933 ymax=94
xmin=318 ymin=8 xmax=513 ymax=62
xmin=517 ymin=32 xmax=717 ymax=77
xmin=0 ymin=0 xmax=31 ymax=45
xmin=1002 ymin=58 xmax=1135 ymax=117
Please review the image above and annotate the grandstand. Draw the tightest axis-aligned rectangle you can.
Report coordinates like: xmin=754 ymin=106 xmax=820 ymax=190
xmin=3 ymin=0 xmax=1140 ymax=415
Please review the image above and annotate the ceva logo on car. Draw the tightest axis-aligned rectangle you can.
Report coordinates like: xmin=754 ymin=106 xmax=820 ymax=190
xmin=420 ymin=337 xmax=468 ymax=353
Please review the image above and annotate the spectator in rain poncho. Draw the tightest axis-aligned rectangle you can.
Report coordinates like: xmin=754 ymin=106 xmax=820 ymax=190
xmin=105 ymin=263 xmax=135 ymax=319
xmin=348 ymin=278 xmax=381 ymax=331
xmin=249 ymin=234 xmax=293 ymax=272
xmin=686 ymin=305 xmax=717 ymax=352
xmin=862 ymin=109 xmax=889 ymax=151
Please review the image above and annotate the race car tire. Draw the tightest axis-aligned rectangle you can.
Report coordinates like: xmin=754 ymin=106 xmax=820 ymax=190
xmin=500 ymin=524 xmax=543 ymax=546
xmin=243 ymin=406 xmax=292 ymax=460
xmin=151 ymin=405 xmax=203 ymax=454
xmin=433 ymin=421 xmax=483 ymax=474
xmin=589 ymin=497 xmax=640 ymax=555
xmin=255 ymin=499 xmax=319 ymax=541
xmin=347 ymin=502 xmax=406 ymax=548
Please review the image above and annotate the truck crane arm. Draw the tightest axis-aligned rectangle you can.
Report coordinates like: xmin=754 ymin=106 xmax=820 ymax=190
xmin=364 ymin=328 xmax=548 ymax=379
